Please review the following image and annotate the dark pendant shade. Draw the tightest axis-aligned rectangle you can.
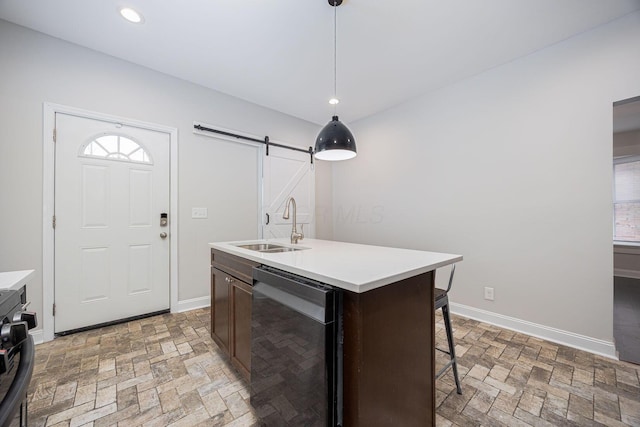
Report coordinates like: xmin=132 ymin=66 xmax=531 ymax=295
xmin=314 ymin=116 xmax=357 ymax=161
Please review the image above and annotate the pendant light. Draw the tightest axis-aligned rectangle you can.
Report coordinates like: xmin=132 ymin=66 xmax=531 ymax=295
xmin=314 ymin=0 xmax=357 ymax=161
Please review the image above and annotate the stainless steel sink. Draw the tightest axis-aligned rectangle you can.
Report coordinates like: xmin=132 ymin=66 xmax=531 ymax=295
xmin=260 ymin=247 xmax=302 ymax=253
xmin=235 ymin=243 xmax=307 ymax=253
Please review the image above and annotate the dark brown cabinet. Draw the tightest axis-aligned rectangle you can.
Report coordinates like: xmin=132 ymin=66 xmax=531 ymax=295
xmin=211 ymin=249 xmax=259 ymax=380
xmin=211 ymin=267 xmax=230 ymax=352
xmin=230 ymin=279 xmax=252 ymax=377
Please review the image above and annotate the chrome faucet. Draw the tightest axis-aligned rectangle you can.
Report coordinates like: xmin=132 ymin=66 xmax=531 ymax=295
xmin=283 ymin=196 xmax=304 ymax=244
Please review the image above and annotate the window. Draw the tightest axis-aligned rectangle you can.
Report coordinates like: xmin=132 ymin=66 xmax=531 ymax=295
xmin=80 ymin=134 xmax=152 ymax=164
xmin=614 ymin=156 xmax=640 ymax=242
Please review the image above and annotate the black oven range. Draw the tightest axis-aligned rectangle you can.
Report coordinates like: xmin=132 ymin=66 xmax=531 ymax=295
xmin=0 ymin=288 xmax=37 ymax=427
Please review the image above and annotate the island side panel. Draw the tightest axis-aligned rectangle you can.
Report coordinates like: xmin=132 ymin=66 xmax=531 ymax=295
xmin=342 ymin=271 xmax=435 ymax=427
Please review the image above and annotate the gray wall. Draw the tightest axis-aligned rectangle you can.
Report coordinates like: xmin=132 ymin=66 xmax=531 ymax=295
xmin=332 ymin=11 xmax=640 ymax=346
xmin=0 ymin=20 xmax=331 ymax=335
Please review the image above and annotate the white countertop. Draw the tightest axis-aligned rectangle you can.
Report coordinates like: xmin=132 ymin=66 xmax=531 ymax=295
xmin=209 ymin=238 xmax=462 ymax=293
xmin=0 ymin=270 xmax=35 ymax=291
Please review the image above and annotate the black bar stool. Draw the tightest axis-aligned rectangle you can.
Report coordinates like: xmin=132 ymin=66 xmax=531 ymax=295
xmin=435 ymin=264 xmax=462 ymax=394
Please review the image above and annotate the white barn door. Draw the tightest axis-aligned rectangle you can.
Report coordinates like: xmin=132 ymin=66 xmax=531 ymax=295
xmin=54 ymin=113 xmax=170 ymax=333
xmin=262 ymin=147 xmax=315 ymax=240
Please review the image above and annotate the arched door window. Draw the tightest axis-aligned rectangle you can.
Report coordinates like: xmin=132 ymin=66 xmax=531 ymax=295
xmin=79 ymin=134 xmax=153 ymax=164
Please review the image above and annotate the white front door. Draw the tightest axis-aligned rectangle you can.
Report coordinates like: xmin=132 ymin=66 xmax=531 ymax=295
xmin=54 ymin=113 xmax=170 ymax=333
xmin=262 ymin=146 xmax=315 ymax=239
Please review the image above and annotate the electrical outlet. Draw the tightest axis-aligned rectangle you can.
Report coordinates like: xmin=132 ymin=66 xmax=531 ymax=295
xmin=484 ymin=287 xmax=494 ymax=301
xmin=191 ymin=207 xmax=208 ymax=219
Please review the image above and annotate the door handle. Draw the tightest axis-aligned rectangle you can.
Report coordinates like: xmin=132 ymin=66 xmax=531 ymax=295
xmin=160 ymin=232 xmax=167 ymax=239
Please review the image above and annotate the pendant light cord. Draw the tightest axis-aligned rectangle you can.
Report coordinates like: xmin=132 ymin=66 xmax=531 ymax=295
xmin=333 ymin=0 xmax=337 ymax=115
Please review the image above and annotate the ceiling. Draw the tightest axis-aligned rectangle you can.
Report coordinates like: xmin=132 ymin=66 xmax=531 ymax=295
xmin=2 ymin=0 xmax=640 ymax=125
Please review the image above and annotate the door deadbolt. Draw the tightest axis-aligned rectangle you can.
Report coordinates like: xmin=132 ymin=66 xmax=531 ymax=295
xmin=160 ymin=213 xmax=168 ymax=227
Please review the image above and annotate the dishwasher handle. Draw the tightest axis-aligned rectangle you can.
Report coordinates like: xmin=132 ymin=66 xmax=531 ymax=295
xmin=254 ymin=281 xmax=332 ymax=324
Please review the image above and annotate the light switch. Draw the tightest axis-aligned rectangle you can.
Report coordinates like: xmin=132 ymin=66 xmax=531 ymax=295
xmin=192 ymin=207 xmax=208 ymax=219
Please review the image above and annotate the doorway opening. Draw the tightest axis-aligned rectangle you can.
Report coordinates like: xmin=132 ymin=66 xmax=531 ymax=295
xmin=612 ymin=95 xmax=640 ymax=364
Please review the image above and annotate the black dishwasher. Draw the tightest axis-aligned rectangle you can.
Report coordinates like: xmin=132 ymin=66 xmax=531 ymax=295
xmin=251 ymin=266 xmax=342 ymax=427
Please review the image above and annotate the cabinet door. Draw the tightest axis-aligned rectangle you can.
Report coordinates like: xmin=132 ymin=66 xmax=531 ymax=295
xmin=231 ymin=279 xmax=252 ymax=379
xmin=211 ymin=267 xmax=230 ymax=353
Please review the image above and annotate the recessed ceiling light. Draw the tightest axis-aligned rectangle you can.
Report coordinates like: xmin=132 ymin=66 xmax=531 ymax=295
xmin=120 ymin=7 xmax=143 ymax=24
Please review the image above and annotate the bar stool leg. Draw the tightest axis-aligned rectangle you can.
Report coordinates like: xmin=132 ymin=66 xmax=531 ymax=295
xmin=442 ymin=302 xmax=462 ymax=394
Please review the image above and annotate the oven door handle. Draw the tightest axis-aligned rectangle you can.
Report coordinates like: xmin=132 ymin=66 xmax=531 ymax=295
xmin=0 ymin=336 xmax=35 ymax=427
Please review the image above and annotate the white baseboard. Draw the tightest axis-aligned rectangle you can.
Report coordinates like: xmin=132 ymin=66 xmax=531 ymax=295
xmin=175 ymin=296 xmax=210 ymax=313
xmin=449 ymin=302 xmax=617 ymax=359
xmin=30 ymin=329 xmax=44 ymax=345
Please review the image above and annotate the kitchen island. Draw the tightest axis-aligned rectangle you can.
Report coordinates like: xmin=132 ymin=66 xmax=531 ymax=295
xmin=209 ymin=238 xmax=461 ymax=426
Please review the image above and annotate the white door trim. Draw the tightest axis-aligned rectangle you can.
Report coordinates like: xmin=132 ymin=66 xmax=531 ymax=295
xmin=42 ymin=102 xmax=179 ymax=342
